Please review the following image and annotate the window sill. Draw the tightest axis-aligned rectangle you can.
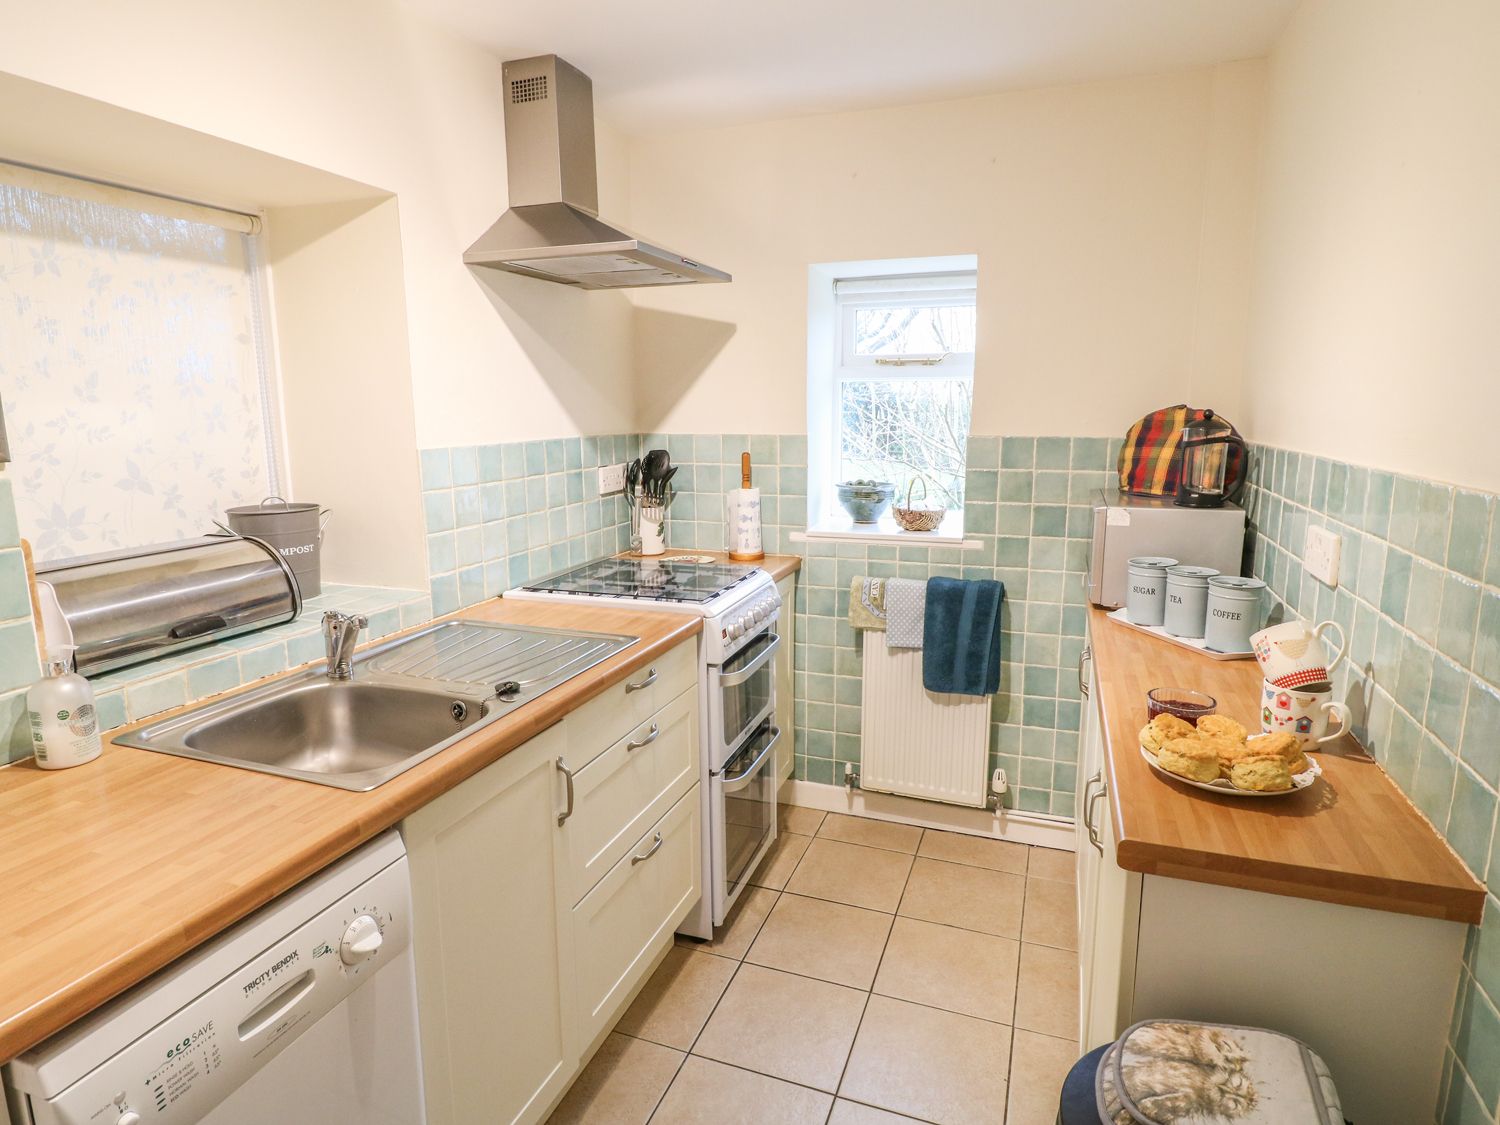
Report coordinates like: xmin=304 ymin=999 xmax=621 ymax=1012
xmin=794 ymin=512 xmax=979 ymax=549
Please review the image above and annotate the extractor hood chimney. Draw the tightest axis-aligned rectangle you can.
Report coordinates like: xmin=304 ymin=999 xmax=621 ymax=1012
xmin=463 ymin=55 xmax=730 ymax=290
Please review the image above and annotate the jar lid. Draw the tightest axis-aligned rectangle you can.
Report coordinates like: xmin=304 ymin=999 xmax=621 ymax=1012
xmin=1166 ymin=565 xmax=1219 ymax=581
xmin=1208 ymin=575 xmax=1266 ymax=591
xmin=225 ymin=496 xmax=320 ymax=517
xmin=1127 ymin=556 xmax=1179 ymax=571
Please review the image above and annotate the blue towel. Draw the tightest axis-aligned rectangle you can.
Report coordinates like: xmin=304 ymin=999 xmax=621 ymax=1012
xmin=922 ymin=577 xmax=1005 ymax=696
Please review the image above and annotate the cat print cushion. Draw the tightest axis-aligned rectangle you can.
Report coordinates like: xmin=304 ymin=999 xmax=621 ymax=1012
xmin=1097 ymin=1020 xmax=1343 ymax=1124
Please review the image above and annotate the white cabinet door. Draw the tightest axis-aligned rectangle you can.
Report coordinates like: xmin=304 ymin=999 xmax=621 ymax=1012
xmin=404 ymin=727 xmax=575 ymax=1125
xmin=774 ymin=574 xmax=796 ymax=782
xmin=571 ymin=785 xmax=702 ymax=1046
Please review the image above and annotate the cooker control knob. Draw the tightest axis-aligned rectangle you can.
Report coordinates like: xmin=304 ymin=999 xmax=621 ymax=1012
xmin=728 ymin=622 xmax=742 ymax=639
xmin=740 ymin=615 xmax=754 ymax=633
xmin=339 ymin=914 xmax=384 ymax=966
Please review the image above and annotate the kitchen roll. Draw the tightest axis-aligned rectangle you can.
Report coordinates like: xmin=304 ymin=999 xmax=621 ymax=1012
xmin=726 ymin=488 xmax=763 ymax=559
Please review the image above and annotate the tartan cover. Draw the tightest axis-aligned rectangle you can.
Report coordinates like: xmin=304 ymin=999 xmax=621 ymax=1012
xmin=1118 ymin=404 xmax=1246 ymax=498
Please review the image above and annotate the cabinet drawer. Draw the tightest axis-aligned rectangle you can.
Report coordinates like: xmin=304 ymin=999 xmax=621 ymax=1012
xmin=563 ymin=687 xmax=698 ymax=904
xmin=566 ymin=639 xmax=696 ymax=771
xmin=572 ymin=784 xmax=701 ymax=1046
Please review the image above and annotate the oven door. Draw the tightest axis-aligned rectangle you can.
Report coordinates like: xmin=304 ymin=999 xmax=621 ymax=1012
xmin=711 ymin=720 xmax=779 ymax=924
xmin=711 ymin=629 xmax=780 ymax=759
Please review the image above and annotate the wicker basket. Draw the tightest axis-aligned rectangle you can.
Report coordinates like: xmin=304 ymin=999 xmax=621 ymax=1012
xmin=892 ymin=480 xmax=945 ymax=532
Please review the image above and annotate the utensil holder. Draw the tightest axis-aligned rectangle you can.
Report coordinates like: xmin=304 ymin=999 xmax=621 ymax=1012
xmin=640 ymin=506 xmax=665 ymax=556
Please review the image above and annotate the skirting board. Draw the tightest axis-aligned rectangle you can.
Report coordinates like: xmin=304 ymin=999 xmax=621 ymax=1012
xmin=779 ymin=779 xmax=1076 ymax=852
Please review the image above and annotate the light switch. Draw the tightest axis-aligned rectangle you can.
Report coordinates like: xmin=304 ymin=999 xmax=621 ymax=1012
xmin=1304 ymin=525 xmax=1342 ymax=587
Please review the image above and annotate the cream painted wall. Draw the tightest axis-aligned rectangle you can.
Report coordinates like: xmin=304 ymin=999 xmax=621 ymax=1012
xmin=627 ymin=63 xmax=1266 ymax=437
xmin=0 ymin=0 xmax=636 ymax=447
xmin=1244 ymin=0 xmax=1500 ymax=493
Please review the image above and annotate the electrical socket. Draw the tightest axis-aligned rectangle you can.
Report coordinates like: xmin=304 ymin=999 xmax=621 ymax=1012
xmin=597 ymin=463 xmax=627 ymax=495
xmin=1304 ymin=525 xmax=1342 ymax=587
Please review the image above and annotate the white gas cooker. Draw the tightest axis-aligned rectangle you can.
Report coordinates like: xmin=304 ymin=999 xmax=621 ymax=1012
xmin=505 ymin=556 xmax=780 ymax=664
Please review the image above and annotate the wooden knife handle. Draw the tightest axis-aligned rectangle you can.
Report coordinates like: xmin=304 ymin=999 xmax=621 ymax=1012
xmin=741 ymin=451 xmax=752 ymax=490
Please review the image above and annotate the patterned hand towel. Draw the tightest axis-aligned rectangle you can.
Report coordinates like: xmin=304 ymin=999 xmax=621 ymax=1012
xmin=885 ymin=578 xmax=927 ymax=649
xmin=848 ymin=577 xmax=887 ymax=631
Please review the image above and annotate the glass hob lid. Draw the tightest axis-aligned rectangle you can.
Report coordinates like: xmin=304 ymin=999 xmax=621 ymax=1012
xmin=521 ymin=557 xmax=757 ymax=603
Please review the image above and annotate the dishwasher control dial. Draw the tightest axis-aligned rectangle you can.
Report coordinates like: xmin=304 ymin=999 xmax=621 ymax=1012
xmin=339 ymin=914 xmax=384 ymax=966
xmin=113 ymin=1093 xmax=142 ymax=1125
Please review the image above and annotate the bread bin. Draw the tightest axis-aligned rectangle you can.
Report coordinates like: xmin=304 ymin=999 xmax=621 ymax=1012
xmin=35 ymin=534 xmax=301 ymax=676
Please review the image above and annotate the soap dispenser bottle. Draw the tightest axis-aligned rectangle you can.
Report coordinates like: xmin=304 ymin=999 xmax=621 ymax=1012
xmin=27 ymin=646 xmax=102 ymax=770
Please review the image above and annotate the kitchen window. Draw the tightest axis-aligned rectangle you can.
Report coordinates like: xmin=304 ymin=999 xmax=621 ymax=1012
xmin=806 ymin=259 xmax=977 ymax=540
xmin=0 ymin=161 xmax=283 ymax=561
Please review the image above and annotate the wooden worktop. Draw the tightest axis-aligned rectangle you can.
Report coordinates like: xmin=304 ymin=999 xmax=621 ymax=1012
xmin=0 ymin=599 xmax=702 ymax=1063
xmin=1089 ymin=607 xmax=1484 ymax=924
xmin=615 ymin=548 xmax=802 ymax=583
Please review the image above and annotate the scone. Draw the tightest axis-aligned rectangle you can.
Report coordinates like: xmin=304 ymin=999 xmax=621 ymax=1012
xmin=1203 ymin=735 xmax=1251 ymax=778
xmin=1247 ymin=732 xmax=1304 ymax=772
xmin=1157 ymin=736 xmax=1221 ymax=783
xmin=1141 ymin=712 xmax=1197 ymax=755
xmin=1197 ymin=714 xmax=1248 ymax=743
xmin=1230 ymin=756 xmax=1294 ymax=791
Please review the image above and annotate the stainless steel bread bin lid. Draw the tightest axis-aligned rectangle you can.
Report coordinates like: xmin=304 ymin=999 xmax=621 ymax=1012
xmin=36 ymin=534 xmax=302 ymax=676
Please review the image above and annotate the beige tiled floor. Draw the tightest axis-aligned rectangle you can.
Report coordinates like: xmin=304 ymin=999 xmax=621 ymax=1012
xmin=548 ymin=808 xmax=1081 ymax=1125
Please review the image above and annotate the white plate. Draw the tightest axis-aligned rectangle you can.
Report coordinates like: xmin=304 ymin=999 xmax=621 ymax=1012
xmin=1139 ymin=743 xmax=1322 ymax=798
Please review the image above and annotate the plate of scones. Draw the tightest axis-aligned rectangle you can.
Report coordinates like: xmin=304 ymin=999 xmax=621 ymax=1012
xmin=1138 ymin=712 xmax=1321 ymax=796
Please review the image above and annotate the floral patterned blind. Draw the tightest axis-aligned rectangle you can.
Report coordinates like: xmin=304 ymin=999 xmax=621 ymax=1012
xmin=0 ymin=163 xmax=281 ymax=561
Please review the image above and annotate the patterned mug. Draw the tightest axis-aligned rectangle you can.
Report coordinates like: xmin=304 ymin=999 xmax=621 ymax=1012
xmin=1249 ymin=619 xmax=1346 ymax=689
xmin=1261 ymin=680 xmax=1351 ymax=747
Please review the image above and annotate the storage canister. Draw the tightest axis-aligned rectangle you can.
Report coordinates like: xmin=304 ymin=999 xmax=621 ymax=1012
xmin=1204 ymin=575 xmax=1267 ymax=653
xmin=225 ymin=497 xmax=331 ymax=597
xmin=1125 ymin=557 xmax=1178 ymax=627
xmin=1163 ymin=565 xmax=1219 ymax=638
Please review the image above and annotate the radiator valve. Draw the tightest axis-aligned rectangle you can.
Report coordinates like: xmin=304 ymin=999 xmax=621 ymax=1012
xmin=990 ymin=767 xmax=1008 ymax=797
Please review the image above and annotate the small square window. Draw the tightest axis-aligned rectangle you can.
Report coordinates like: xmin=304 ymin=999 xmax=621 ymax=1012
xmin=808 ymin=263 xmax=977 ymax=537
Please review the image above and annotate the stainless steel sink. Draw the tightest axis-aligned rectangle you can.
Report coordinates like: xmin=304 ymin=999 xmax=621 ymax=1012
xmin=116 ymin=620 xmax=637 ymax=790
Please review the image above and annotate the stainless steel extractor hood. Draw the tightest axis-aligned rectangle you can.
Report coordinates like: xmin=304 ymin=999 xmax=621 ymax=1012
xmin=464 ymin=55 xmax=730 ymax=290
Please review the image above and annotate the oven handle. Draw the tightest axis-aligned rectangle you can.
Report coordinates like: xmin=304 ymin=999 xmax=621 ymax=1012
xmin=718 ymin=632 xmax=781 ymax=687
xmin=718 ymin=727 xmax=780 ymax=793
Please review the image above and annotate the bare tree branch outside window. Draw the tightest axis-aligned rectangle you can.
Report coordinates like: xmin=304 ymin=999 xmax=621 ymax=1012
xmin=838 ymin=300 xmax=976 ymax=511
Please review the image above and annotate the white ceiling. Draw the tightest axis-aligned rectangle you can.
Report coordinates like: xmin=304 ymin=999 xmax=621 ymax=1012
xmin=412 ymin=0 xmax=1299 ymax=133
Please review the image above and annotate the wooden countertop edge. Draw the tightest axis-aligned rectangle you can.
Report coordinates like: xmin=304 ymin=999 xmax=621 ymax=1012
xmin=1113 ymin=839 xmax=1481 ymax=923
xmin=0 ymin=601 xmax=702 ymax=1062
xmin=1089 ymin=607 xmax=1485 ymax=926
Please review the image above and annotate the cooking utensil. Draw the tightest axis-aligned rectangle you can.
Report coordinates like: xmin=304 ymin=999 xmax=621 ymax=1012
xmin=625 ymin=458 xmax=641 ymax=505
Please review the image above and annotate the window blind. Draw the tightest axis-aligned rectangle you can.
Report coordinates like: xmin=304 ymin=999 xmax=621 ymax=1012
xmin=0 ymin=161 xmax=282 ymax=560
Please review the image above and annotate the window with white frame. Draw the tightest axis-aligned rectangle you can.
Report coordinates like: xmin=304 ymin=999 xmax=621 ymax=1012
xmin=810 ymin=265 xmax=977 ymax=532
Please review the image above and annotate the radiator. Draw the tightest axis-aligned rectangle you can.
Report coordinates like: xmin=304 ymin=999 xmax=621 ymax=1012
xmin=859 ymin=640 xmax=992 ymax=807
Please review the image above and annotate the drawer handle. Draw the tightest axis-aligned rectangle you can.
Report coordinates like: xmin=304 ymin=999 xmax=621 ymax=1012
xmin=627 ymin=722 xmax=660 ymax=751
xmin=1084 ymin=773 xmax=1106 ymax=855
xmin=556 ymin=757 xmax=575 ymax=825
xmin=625 ymin=668 xmax=658 ymax=694
xmin=1078 ymin=646 xmax=1092 ymax=698
xmin=631 ymin=831 xmax=664 ymax=865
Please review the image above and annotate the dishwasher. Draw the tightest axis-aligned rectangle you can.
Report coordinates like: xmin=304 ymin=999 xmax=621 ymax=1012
xmin=3 ymin=830 xmax=426 ymax=1125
